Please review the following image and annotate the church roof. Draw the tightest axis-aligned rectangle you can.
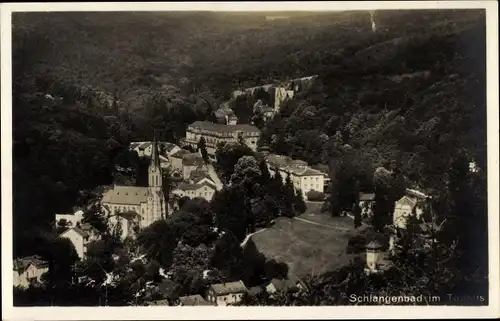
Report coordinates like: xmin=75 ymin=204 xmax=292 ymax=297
xmin=102 ymin=185 xmax=149 ymax=205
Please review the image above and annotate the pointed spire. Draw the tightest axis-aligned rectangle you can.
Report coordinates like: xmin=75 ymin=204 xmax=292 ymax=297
xmin=152 ymin=130 xmax=160 ymax=168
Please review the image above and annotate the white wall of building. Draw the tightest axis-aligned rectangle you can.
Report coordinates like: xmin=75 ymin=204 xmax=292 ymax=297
xmin=60 ymin=229 xmax=85 ymax=259
xmin=13 ymin=264 xmax=48 ymax=288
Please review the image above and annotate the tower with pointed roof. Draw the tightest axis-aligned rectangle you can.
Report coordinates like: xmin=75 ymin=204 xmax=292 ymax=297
xmin=144 ymin=132 xmax=167 ymax=227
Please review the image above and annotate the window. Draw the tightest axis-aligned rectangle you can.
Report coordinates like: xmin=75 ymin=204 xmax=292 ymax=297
xmin=156 ymin=175 xmax=158 ymax=186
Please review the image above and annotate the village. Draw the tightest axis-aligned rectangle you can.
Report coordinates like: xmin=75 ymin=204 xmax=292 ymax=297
xmin=13 ymin=76 xmax=439 ymax=307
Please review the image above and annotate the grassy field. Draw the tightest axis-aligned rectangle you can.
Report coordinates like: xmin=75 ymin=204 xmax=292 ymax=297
xmin=250 ymin=207 xmax=360 ymax=278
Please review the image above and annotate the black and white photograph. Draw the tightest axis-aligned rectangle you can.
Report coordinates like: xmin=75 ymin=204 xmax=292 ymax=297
xmin=1 ymin=1 xmax=499 ymax=319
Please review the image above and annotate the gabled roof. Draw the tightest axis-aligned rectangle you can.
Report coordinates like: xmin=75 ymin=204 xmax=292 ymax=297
xmin=61 ymin=226 xmax=89 ymax=238
xmin=102 ymin=185 xmax=149 ymax=205
xmin=179 ymin=294 xmax=214 ymax=306
xmin=268 ymin=278 xmax=299 ymax=293
xmin=175 ymin=181 xmax=216 ymax=192
xmin=396 ymin=195 xmax=418 ymax=208
xmin=162 ymin=142 xmax=180 ymax=153
xmin=138 ymin=142 xmax=152 ymax=150
xmin=182 ymin=153 xmax=205 ymax=166
xmin=171 ymin=149 xmax=192 ymax=159
xmin=209 ymin=281 xmax=247 ymax=295
xmin=13 ymin=255 xmax=49 ymax=271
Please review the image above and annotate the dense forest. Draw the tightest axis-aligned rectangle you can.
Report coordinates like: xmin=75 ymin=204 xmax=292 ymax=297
xmin=12 ymin=9 xmax=487 ymax=293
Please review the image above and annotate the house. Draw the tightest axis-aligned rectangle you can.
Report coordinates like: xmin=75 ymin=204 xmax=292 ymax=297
xmin=55 ymin=209 xmax=84 ymax=228
xmin=215 ymin=108 xmax=238 ymax=125
xmin=179 ymin=294 xmax=215 ymax=306
xmin=102 ymin=137 xmax=168 ymax=237
xmin=364 ymin=240 xmax=392 ymax=275
xmin=13 ymin=255 xmax=49 ymax=288
xmin=248 ymin=285 xmax=265 ymax=297
xmin=169 ymin=150 xmax=206 ymax=180
xmin=265 ymin=276 xmax=307 ymax=295
xmin=265 ymin=154 xmax=325 ymax=199
xmin=171 ymin=181 xmax=217 ymax=202
xmin=393 ymin=188 xmax=429 ymax=229
xmin=60 ymin=224 xmax=99 ymax=259
xmin=188 ymin=169 xmax=215 ymax=185
xmin=181 ymin=155 xmax=206 ymax=180
xmin=206 ymin=281 xmax=248 ymax=306
xmin=181 ymin=121 xmax=261 ymax=157
xmin=137 ymin=142 xmax=153 ymax=157
xmin=359 ymin=193 xmax=376 ymax=217
xmin=170 ymin=149 xmax=193 ymax=174
xmin=161 ymin=142 xmax=181 ymax=157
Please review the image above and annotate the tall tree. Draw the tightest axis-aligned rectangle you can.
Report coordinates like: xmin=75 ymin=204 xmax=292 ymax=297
xmin=197 ymin=137 xmax=209 ymax=163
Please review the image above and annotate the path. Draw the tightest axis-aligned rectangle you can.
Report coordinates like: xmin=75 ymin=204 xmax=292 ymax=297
xmin=207 ymin=163 xmax=223 ymax=191
xmin=293 ymin=217 xmax=350 ymax=232
xmin=240 ymin=228 xmax=267 ymax=247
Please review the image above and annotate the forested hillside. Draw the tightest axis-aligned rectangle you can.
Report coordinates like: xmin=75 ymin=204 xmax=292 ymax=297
xmin=12 ymin=10 xmax=486 ymax=257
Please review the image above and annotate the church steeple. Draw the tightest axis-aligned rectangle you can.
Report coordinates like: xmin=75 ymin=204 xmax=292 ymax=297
xmin=151 ymin=131 xmax=161 ymax=169
xmin=145 ymin=130 xmax=166 ymax=226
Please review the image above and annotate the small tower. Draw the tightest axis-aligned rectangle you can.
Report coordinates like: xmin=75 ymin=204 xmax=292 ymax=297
xmin=364 ymin=240 xmax=383 ymax=275
xmin=145 ymin=132 xmax=167 ymax=227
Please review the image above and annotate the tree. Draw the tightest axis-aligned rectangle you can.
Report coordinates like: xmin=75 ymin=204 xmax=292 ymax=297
xmin=306 ymin=190 xmax=326 ymax=202
xmin=214 ymin=142 xmax=255 ymax=183
xmin=136 ymin=220 xmax=177 ymax=268
xmin=210 ymin=230 xmax=244 ymax=281
xmin=197 ymin=137 xmax=209 ymax=163
xmin=230 ymin=155 xmax=261 ymax=187
xmin=211 ymin=186 xmax=249 ymax=242
xmin=258 ymin=158 xmax=271 ymax=184
xmin=294 ymin=189 xmax=307 ymax=214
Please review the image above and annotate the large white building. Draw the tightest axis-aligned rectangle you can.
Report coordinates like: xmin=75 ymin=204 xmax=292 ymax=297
xmin=103 ymin=137 xmax=168 ymax=239
xmin=265 ymin=154 xmax=326 ymax=199
xmin=181 ymin=121 xmax=261 ymax=157
xmin=59 ymin=223 xmax=99 ymax=259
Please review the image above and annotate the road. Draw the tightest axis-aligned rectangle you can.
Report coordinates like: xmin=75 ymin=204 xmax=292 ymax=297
xmin=293 ymin=216 xmax=350 ymax=232
xmin=240 ymin=228 xmax=267 ymax=247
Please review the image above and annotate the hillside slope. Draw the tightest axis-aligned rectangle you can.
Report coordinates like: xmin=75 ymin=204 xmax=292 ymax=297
xmin=12 ymin=10 xmax=486 ymax=250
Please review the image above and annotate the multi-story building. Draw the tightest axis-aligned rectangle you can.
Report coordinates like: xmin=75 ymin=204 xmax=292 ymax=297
xmin=206 ymin=281 xmax=247 ymax=306
xmin=265 ymin=154 xmax=325 ymax=199
xmin=13 ymin=255 xmax=49 ymax=288
xmin=181 ymin=121 xmax=261 ymax=157
xmin=171 ymin=181 xmax=217 ymax=202
xmin=59 ymin=223 xmax=99 ymax=259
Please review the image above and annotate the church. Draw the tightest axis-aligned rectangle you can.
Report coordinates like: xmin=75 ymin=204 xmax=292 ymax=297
xmin=102 ymin=135 xmax=168 ymax=239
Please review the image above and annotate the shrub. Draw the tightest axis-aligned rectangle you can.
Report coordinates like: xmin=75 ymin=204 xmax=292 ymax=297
xmin=306 ymin=190 xmax=326 ymax=202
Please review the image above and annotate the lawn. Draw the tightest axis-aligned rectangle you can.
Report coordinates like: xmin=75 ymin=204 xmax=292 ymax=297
xmin=250 ymin=208 xmax=360 ymax=278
